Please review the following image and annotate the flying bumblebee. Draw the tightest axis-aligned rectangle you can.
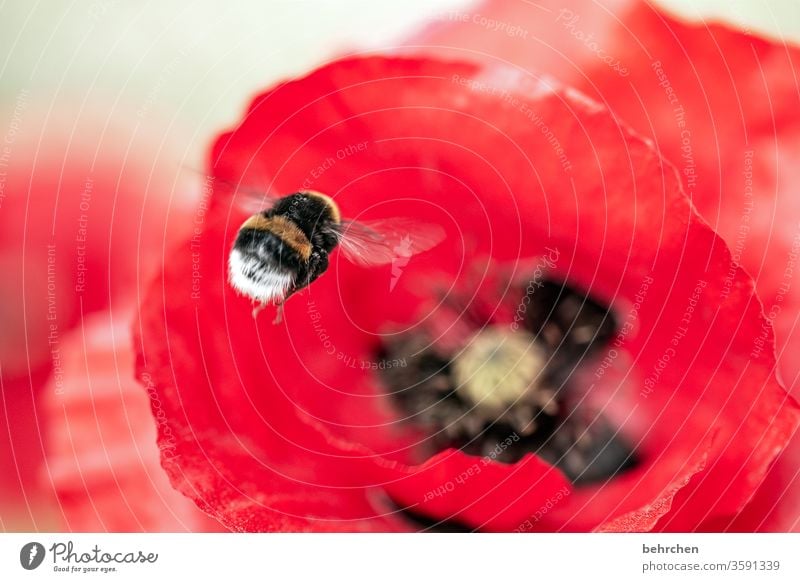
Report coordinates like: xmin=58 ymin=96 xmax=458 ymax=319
xmin=228 ymin=189 xmax=445 ymax=320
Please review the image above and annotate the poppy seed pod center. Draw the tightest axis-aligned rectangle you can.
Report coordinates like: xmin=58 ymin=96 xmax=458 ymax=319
xmin=453 ymin=328 xmax=552 ymax=419
xmin=379 ymin=275 xmax=637 ymax=486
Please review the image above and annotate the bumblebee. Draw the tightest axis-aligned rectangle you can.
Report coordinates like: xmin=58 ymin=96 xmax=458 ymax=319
xmin=228 ymin=190 xmax=444 ymax=318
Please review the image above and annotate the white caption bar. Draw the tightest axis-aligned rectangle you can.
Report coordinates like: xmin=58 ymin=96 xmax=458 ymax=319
xmin=1 ymin=533 xmax=798 ymax=581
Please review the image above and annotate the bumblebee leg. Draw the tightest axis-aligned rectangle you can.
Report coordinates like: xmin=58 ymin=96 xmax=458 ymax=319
xmin=272 ymin=287 xmax=301 ymax=325
xmin=252 ymin=301 xmax=267 ymax=319
xmin=272 ymin=302 xmax=285 ymax=325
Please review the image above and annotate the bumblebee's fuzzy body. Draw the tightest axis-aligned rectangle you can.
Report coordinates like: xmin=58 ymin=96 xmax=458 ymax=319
xmin=229 ymin=191 xmax=341 ymax=304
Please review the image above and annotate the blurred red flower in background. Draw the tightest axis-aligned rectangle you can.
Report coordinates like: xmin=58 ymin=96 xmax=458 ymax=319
xmin=0 ymin=109 xmax=204 ymax=530
xmin=135 ymin=55 xmax=798 ymax=532
xmin=43 ymin=309 xmax=221 ymax=531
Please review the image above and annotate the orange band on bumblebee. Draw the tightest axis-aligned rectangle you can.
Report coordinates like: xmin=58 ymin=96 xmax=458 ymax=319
xmin=240 ymin=214 xmax=312 ymax=261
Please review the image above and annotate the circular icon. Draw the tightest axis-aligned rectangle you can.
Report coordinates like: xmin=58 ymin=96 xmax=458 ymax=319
xmin=19 ymin=542 xmax=46 ymax=570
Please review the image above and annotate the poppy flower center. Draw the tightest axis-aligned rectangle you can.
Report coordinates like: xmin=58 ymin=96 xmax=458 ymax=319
xmin=379 ymin=277 xmax=638 ymax=486
xmin=451 ymin=328 xmax=556 ymax=431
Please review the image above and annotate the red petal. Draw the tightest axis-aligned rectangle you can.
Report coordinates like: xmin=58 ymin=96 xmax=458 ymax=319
xmin=386 ymin=450 xmax=570 ymax=531
xmin=702 ymin=430 xmax=800 ymax=532
xmin=43 ymin=309 xmax=221 ymax=532
xmin=597 ymin=445 xmax=708 ymax=532
xmin=138 ymin=55 xmax=798 ymax=531
xmin=0 ymin=369 xmax=59 ymax=529
xmin=135 ymin=227 xmax=411 ymax=530
xmin=416 ymin=0 xmax=800 ymax=531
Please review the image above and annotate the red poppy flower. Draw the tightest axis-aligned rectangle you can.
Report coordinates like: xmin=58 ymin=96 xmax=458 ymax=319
xmin=415 ymin=0 xmax=800 ymax=531
xmin=136 ymin=55 xmax=798 ymax=531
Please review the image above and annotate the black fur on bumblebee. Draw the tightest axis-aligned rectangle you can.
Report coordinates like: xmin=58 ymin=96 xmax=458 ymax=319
xmin=228 ymin=189 xmax=445 ymax=322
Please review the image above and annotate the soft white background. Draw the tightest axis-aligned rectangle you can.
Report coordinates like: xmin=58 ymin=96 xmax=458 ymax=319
xmin=1 ymin=0 xmax=798 ymax=170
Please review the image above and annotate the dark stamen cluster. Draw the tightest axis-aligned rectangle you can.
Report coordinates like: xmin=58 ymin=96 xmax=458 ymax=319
xmin=379 ymin=279 xmax=637 ymax=486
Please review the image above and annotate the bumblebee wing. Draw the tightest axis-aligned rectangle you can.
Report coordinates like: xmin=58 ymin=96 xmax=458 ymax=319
xmin=182 ymin=166 xmax=282 ymax=214
xmin=230 ymin=186 xmax=282 ymax=215
xmin=335 ymin=218 xmax=445 ymax=267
